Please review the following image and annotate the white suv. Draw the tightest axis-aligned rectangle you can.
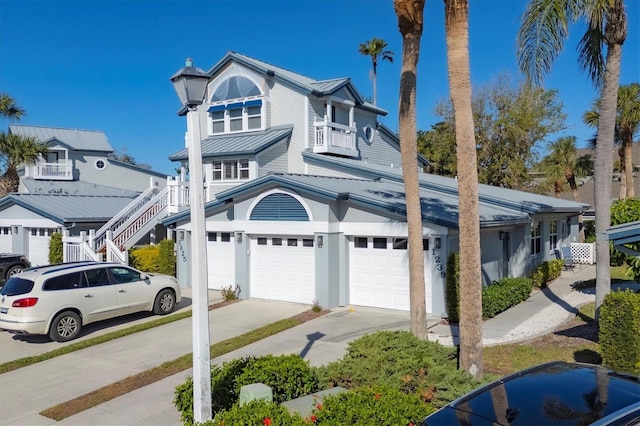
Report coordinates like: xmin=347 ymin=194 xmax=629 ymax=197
xmin=0 ymin=262 xmax=181 ymax=342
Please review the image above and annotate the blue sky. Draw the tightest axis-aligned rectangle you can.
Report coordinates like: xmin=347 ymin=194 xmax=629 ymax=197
xmin=1 ymin=0 xmax=638 ymax=176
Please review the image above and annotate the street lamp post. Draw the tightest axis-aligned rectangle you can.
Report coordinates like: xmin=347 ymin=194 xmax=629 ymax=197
xmin=170 ymin=58 xmax=212 ymax=422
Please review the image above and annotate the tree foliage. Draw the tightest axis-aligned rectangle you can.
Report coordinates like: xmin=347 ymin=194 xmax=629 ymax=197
xmin=420 ymin=74 xmax=566 ymax=189
xmin=358 ymin=37 xmax=394 ymax=105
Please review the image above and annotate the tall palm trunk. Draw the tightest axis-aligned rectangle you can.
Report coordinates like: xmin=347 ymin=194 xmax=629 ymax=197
xmin=444 ymin=0 xmax=482 ymax=378
xmin=594 ymin=1 xmax=626 ymax=322
xmin=618 ymin=144 xmax=627 ymax=199
xmin=623 ymin=136 xmax=634 ymax=198
xmin=394 ymin=0 xmax=427 ymax=339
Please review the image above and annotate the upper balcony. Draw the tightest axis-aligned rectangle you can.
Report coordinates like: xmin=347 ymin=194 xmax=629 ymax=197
xmin=31 ymin=160 xmax=73 ymax=180
xmin=313 ymin=119 xmax=359 ymax=158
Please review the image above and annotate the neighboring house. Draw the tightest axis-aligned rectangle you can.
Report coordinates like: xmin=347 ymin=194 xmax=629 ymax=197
xmin=161 ymin=52 xmax=589 ymax=317
xmin=0 ymin=126 xmax=168 ymax=266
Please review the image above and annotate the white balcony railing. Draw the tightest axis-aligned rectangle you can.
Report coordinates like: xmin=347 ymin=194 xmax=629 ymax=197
xmin=32 ymin=160 xmax=73 ymax=180
xmin=313 ymin=120 xmax=358 ymax=157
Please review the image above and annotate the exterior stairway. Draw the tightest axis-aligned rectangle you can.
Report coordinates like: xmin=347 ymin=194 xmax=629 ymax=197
xmin=63 ymin=184 xmax=169 ymax=264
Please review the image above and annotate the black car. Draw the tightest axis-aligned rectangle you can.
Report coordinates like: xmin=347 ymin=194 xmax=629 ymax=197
xmin=0 ymin=253 xmax=31 ymax=285
xmin=422 ymin=361 xmax=640 ymax=426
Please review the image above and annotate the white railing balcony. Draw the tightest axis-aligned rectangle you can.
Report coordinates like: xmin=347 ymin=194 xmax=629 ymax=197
xmin=32 ymin=160 xmax=73 ymax=180
xmin=313 ymin=120 xmax=358 ymax=158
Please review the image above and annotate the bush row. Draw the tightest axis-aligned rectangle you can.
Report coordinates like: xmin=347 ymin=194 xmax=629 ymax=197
xmin=529 ymin=259 xmax=563 ymax=288
xmin=129 ymin=239 xmax=176 ymax=275
xmin=599 ymin=289 xmax=640 ymax=374
xmin=445 ymin=252 xmax=533 ymax=323
xmin=175 ymin=331 xmax=481 ymax=425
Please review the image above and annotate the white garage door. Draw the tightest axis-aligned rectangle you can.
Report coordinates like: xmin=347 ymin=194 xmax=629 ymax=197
xmin=29 ymin=228 xmax=57 ymax=266
xmin=206 ymin=232 xmax=235 ymax=290
xmin=250 ymin=236 xmax=315 ymax=304
xmin=349 ymin=236 xmax=429 ymax=311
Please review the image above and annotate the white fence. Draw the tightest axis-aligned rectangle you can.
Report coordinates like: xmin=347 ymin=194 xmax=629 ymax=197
xmin=570 ymin=242 xmax=596 ymax=264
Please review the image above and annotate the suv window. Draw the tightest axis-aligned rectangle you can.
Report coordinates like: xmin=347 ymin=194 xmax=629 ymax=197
xmin=43 ymin=272 xmax=84 ymax=291
xmin=108 ymin=267 xmax=142 ymax=284
xmin=0 ymin=277 xmax=35 ymax=296
xmin=84 ymin=268 xmax=111 ymax=287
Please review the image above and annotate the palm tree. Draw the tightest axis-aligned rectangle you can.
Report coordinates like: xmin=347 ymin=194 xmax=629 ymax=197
xmin=0 ymin=94 xmax=25 ymax=120
xmin=518 ymin=0 xmax=628 ymax=323
xmin=358 ymin=37 xmax=394 ymax=105
xmin=393 ymin=0 xmax=427 ymax=340
xmin=540 ymin=136 xmax=591 ymax=241
xmin=0 ymin=131 xmax=48 ymax=196
xmin=584 ymin=82 xmax=640 ymax=199
xmin=444 ymin=0 xmax=483 ymax=379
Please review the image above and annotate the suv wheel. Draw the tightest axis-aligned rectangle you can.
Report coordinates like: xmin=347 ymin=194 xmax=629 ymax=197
xmin=5 ymin=265 xmax=24 ymax=280
xmin=153 ymin=289 xmax=176 ymax=315
xmin=49 ymin=311 xmax=82 ymax=342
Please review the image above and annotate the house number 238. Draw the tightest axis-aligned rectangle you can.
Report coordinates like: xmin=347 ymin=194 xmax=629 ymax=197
xmin=434 ymin=255 xmax=446 ymax=278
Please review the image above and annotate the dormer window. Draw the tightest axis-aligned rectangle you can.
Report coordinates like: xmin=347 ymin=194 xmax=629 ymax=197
xmin=208 ymin=100 xmax=263 ymax=134
xmin=208 ymin=75 xmax=264 ymax=134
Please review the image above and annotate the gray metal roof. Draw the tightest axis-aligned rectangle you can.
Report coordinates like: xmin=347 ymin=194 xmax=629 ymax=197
xmin=9 ymin=125 xmax=113 ymax=152
xmin=163 ymin=173 xmax=529 ymax=230
xmin=208 ymin=52 xmax=387 ymax=116
xmin=168 ymin=125 xmax=293 ymax=161
xmin=0 ymin=193 xmax=137 ymax=224
xmin=21 ymin=178 xmax=140 ymax=197
xmin=606 ymin=220 xmax=640 ymax=258
xmin=302 ymin=153 xmax=590 ymax=214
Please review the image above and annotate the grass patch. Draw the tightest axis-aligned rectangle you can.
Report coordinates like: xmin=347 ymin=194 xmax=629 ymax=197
xmin=39 ymin=309 xmax=327 ymax=421
xmin=574 ymin=265 xmax=635 ymax=290
xmin=483 ymin=303 xmax=600 ymax=376
xmin=0 ymin=299 xmax=238 ymax=375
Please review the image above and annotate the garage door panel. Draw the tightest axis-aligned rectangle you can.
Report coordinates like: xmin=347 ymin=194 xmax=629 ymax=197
xmin=250 ymin=236 xmax=315 ymax=304
xmin=349 ymin=237 xmax=426 ymax=311
xmin=207 ymin=233 xmax=235 ymax=290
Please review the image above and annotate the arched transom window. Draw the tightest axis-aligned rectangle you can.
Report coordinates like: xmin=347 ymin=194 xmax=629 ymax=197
xmin=208 ymin=75 xmax=263 ymax=134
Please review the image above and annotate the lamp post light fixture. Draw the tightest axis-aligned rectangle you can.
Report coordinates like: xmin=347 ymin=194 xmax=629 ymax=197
xmin=171 ymin=58 xmax=212 ymax=423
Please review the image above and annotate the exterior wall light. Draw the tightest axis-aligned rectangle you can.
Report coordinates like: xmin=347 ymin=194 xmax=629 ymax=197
xmin=434 ymin=237 xmax=441 ymax=249
xmin=236 ymin=232 xmax=243 ymax=244
xmin=317 ymin=235 xmax=323 ymax=248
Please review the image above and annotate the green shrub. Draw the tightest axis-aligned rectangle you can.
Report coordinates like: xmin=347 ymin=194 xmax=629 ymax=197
xmin=482 ymin=277 xmax=532 ymax=320
xmin=529 ymin=259 xmax=563 ymax=288
xmin=599 ymin=290 xmax=640 ymax=374
xmin=158 ymin=239 xmax=176 ymax=276
xmin=313 ymin=385 xmax=433 ymax=425
xmin=317 ymin=330 xmax=480 ymax=408
xmin=235 ymin=354 xmax=319 ymax=404
xmin=175 ymin=357 xmax=254 ymax=424
xmin=221 ymin=285 xmax=239 ymax=301
xmin=445 ymin=252 xmax=460 ymax=323
xmin=205 ymin=400 xmax=307 ymax=426
xmin=175 ymin=355 xmax=318 ymax=424
xmin=129 ymin=244 xmax=160 ymax=272
xmin=48 ymin=232 xmax=63 ymax=264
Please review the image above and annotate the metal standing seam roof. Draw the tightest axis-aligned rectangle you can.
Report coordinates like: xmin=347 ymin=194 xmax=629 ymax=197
xmin=163 ymin=173 xmax=529 ymax=230
xmin=21 ymin=178 xmax=140 ymax=197
xmin=208 ymin=52 xmax=387 ymax=115
xmin=606 ymin=220 xmax=640 ymax=258
xmin=0 ymin=194 xmax=138 ymax=224
xmin=302 ymin=152 xmax=590 ymax=214
xmin=9 ymin=125 xmax=113 ymax=152
xmin=168 ymin=125 xmax=293 ymax=161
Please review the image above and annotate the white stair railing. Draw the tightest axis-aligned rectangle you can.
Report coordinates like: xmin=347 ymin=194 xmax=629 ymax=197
xmin=94 ymin=186 xmax=168 ymax=252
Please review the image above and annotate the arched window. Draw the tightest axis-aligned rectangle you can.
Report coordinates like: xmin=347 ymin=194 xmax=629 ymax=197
xmin=211 ymin=76 xmax=260 ymax=101
xmin=208 ymin=76 xmax=263 ymax=134
xmin=250 ymin=193 xmax=309 ymax=221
